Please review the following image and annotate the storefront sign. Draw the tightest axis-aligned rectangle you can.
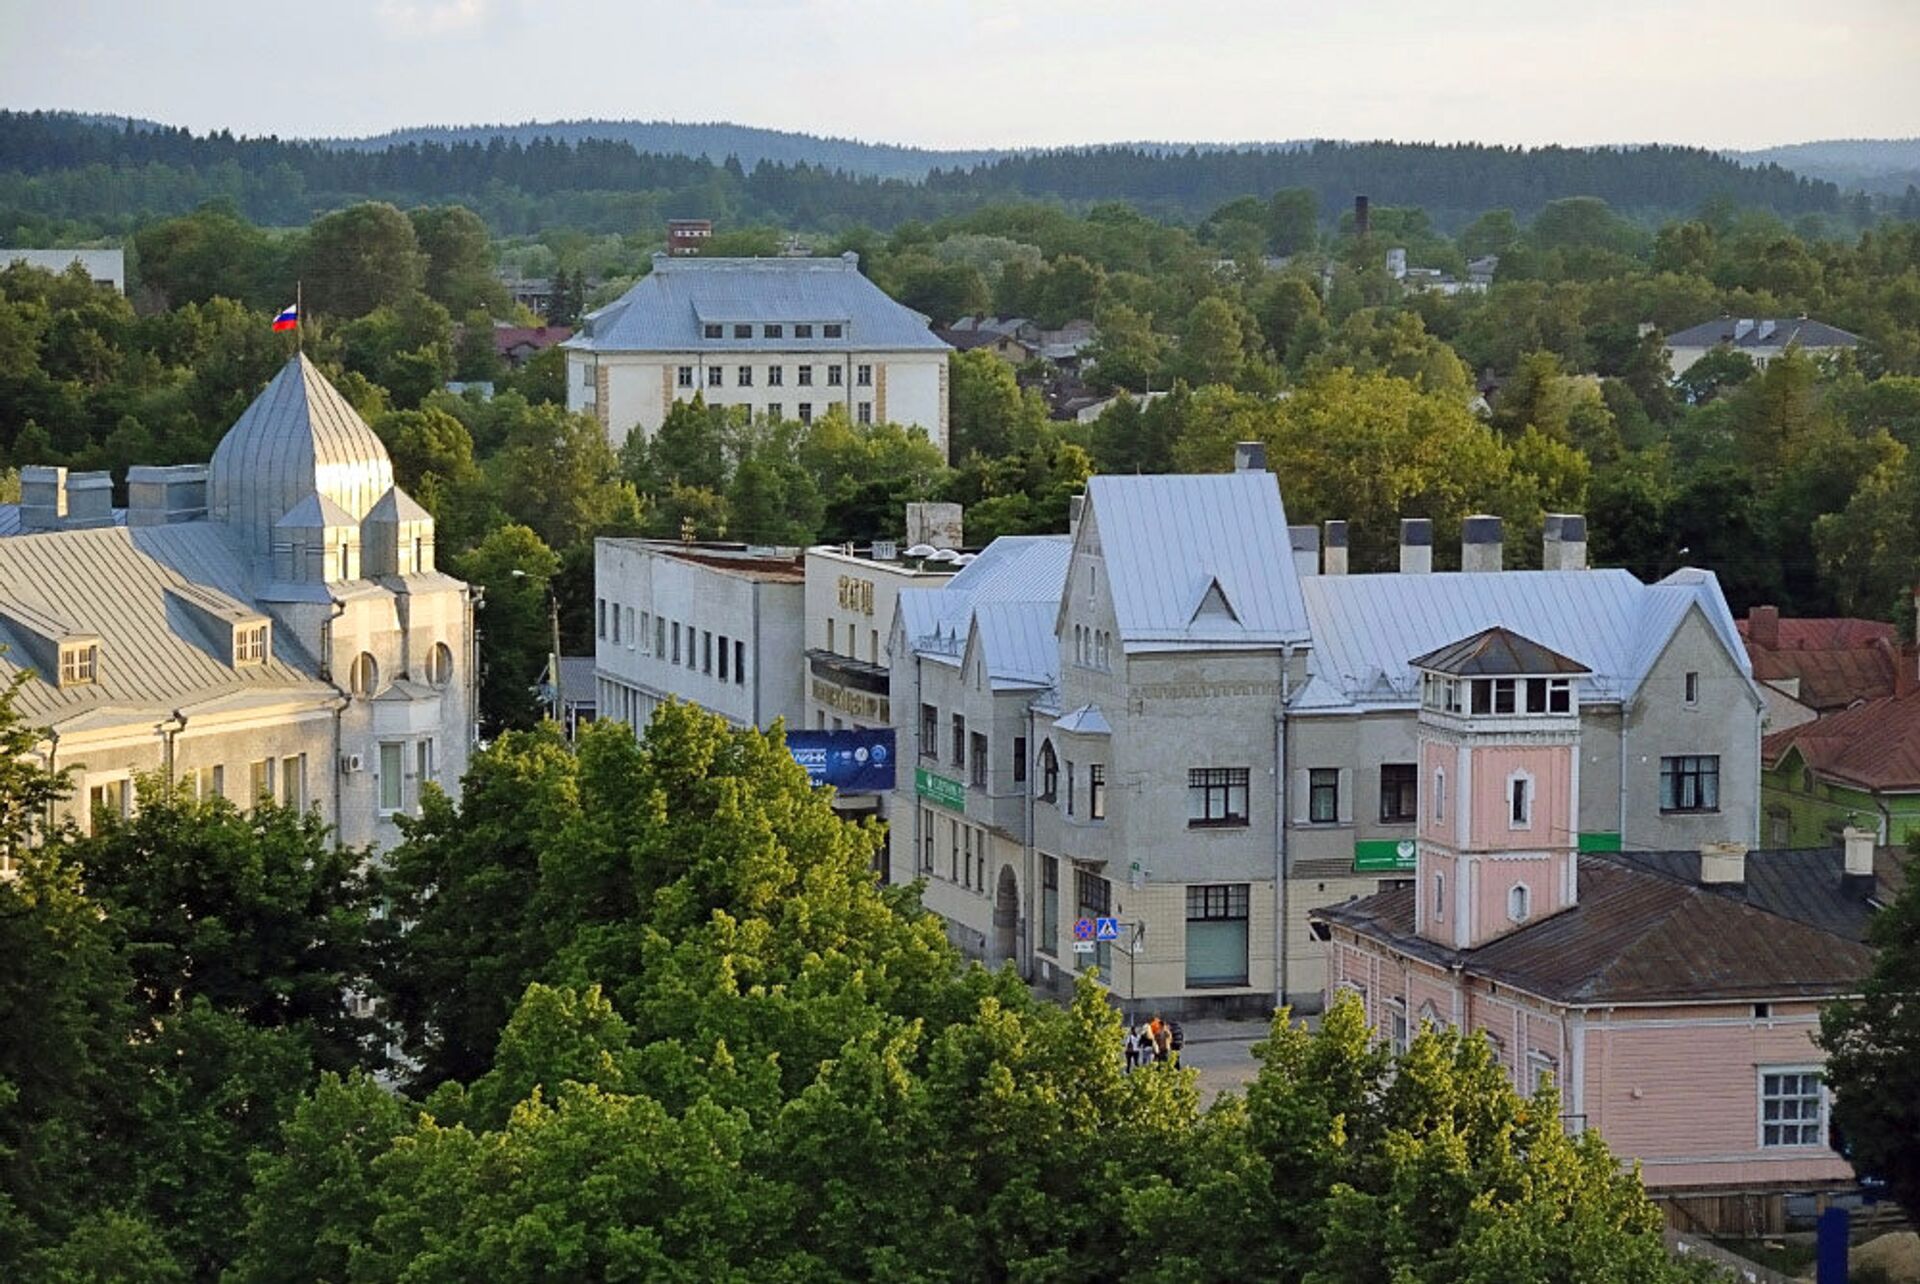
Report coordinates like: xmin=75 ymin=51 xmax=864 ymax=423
xmin=836 ymin=574 xmax=876 ymax=616
xmin=811 ymin=676 xmax=889 ymax=723
xmin=1353 ymin=838 xmax=1418 ymax=872
xmin=915 ymin=766 xmax=965 ymax=811
xmin=787 ymin=729 xmax=895 ymax=793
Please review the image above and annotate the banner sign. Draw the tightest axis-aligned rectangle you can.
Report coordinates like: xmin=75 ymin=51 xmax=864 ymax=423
xmin=787 ymin=728 xmax=896 ymax=793
xmin=915 ymin=766 xmax=966 ymax=811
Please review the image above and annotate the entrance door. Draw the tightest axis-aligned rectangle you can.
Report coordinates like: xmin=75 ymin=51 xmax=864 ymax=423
xmin=991 ymin=864 xmax=1019 ymax=968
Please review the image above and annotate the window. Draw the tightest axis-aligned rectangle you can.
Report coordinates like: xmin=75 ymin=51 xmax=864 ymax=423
xmin=625 ymin=607 xmax=635 ymax=648
xmin=763 ymin=324 xmax=783 ymax=339
xmin=737 ymin=365 xmax=753 ymax=387
xmin=1685 ymin=671 xmax=1700 ymax=704
xmin=1760 ymin=1069 xmax=1825 ymax=1147
xmin=1509 ymin=773 xmax=1532 ymax=827
xmin=920 ymin=807 xmax=934 ymax=872
xmin=970 ymin=732 xmax=988 ymax=788
xmin=281 ymin=755 xmax=306 ymax=812
xmin=1076 ymin=867 xmax=1111 ymax=973
xmin=768 ymin=364 xmax=783 ymax=386
xmin=672 ymin=623 xmax=682 ymax=665
xmin=1388 ymin=999 xmax=1409 ymax=1054
xmin=718 ymin=636 xmax=730 ymax=682
xmin=1380 ymin=763 xmax=1417 ymax=823
xmin=1434 ymin=768 xmax=1446 ymax=822
xmin=1508 ymin=883 xmax=1531 ymax=922
xmin=920 ymin=704 xmax=938 ymax=757
xmin=1013 ymin=735 xmax=1027 ymax=784
xmin=1660 ymin=755 xmax=1720 ymax=813
xmin=417 ymin=739 xmax=435 ymax=791
xmin=59 ymin=643 xmax=97 ymax=687
xmin=733 ymin=324 xmax=752 ymax=339
xmin=249 ymin=758 xmax=275 ymax=805
xmin=1548 ymin=678 xmax=1572 ymax=713
xmin=87 ymin=778 xmax=129 ymax=827
xmin=677 ymin=365 xmax=694 ymax=387
xmin=823 ymin=323 xmax=843 ymax=338
xmin=962 ymin=826 xmax=974 ymax=888
xmin=350 ymin=652 xmax=379 ymax=698
xmin=1308 ymin=768 xmax=1339 ymax=824
xmin=1066 ymin=759 xmax=1076 ymax=815
xmin=1188 ymin=768 xmax=1249 ymax=827
xmin=1528 ymin=1052 xmax=1558 ymax=1096
xmin=706 ymin=366 xmax=724 ymax=388
xmin=948 ymin=819 xmax=959 ymax=881
xmin=1040 ymin=856 xmax=1059 ymax=956
xmin=655 ymin=615 xmax=666 ymax=656
xmin=611 ymin=607 xmax=620 ymax=644
xmin=734 ymin=640 xmax=745 ymax=686
xmin=234 ymin=624 xmax=267 ymax=665
xmin=379 ymin=742 xmax=404 ymax=813
xmin=1186 ymin=884 xmax=1249 ymax=986
xmin=697 ymin=630 xmax=708 ymax=675
xmin=798 ymin=403 xmax=813 ymax=423
xmin=1493 ymin=678 xmax=1516 ymax=714
xmin=191 ymin=765 xmax=223 ymax=801
xmin=794 ymin=323 xmax=813 ymax=339
xmin=798 ymin=365 xmax=813 ymax=386
xmin=1040 ymin=740 xmax=1058 ymax=801
xmin=767 ymin=403 xmax=782 ymax=421
xmin=1470 ymin=680 xmax=1492 ymax=714
xmin=1089 ymin=764 xmax=1106 ymax=819
xmin=952 ymin=714 xmax=966 ymax=767
xmin=856 ymin=363 xmax=873 ymax=386
xmin=704 ymin=324 xmax=723 ymax=340
xmin=827 ymin=364 xmax=843 ymax=386
xmin=1433 ymin=871 xmax=1445 ymax=921
xmin=857 ymin=401 xmax=872 ymax=424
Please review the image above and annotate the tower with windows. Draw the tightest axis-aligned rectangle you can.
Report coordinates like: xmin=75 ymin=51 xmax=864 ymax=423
xmin=1409 ymin=626 xmax=1589 ymax=950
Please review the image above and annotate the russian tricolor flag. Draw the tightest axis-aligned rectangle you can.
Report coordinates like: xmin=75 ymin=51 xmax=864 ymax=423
xmin=272 ymin=304 xmax=299 ymax=332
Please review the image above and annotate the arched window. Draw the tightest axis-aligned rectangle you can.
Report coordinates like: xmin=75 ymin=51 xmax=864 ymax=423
xmin=1039 ymin=740 xmax=1059 ymax=802
xmin=425 ymin=642 xmax=454 ymax=687
xmin=1508 ymin=883 xmax=1532 ymax=923
xmin=349 ymin=652 xmax=379 ymax=698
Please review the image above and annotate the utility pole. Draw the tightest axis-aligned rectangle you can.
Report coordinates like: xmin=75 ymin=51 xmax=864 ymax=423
xmin=548 ymin=587 xmax=564 ymax=733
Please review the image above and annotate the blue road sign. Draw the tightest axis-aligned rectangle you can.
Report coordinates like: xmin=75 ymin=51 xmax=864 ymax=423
xmin=1095 ymin=916 xmax=1120 ymax=941
xmin=1072 ymin=917 xmax=1095 ymax=941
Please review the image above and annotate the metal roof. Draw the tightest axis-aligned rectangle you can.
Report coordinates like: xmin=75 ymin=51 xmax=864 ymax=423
xmin=1667 ymin=316 xmax=1861 ymax=350
xmin=1315 ymin=849 xmax=1879 ymax=1005
xmin=0 ymin=504 xmax=126 ymax=537
xmin=207 ymin=354 xmax=395 ymax=559
xmin=1085 ymin=471 xmax=1312 ymax=651
xmin=1298 ymin=566 xmax=1755 ymax=710
xmin=1410 ymin=625 xmax=1590 ymax=677
xmin=899 ymin=535 xmax=1069 ymax=684
xmin=0 ymin=523 xmax=330 ymax=727
xmin=1052 ymin=703 xmax=1112 ymax=735
xmin=565 ymin=255 xmax=950 ymax=354
xmin=1764 ymin=687 xmax=1920 ymax=791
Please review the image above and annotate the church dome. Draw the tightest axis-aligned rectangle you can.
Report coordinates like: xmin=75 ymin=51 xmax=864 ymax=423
xmin=208 ymin=354 xmax=395 ymax=557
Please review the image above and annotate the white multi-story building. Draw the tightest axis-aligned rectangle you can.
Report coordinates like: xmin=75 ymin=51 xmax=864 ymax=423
xmin=0 ymin=354 xmax=475 ymax=853
xmin=564 ymin=253 xmax=952 ymax=456
xmin=892 ymin=448 xmax=1766 ymax=1015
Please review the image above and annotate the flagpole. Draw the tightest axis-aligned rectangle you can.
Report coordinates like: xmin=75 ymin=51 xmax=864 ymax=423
xmin=295 ymin=280 xmax=303 ymax=354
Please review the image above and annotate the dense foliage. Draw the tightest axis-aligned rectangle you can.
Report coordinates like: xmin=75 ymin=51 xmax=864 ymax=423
xmin=0 ymin=682 xmax=1701 ymax=1281
xmin=0 ymin=110 xmax=1853 ymax=238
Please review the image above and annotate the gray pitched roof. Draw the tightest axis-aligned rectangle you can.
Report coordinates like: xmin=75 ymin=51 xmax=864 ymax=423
xmin=566 ymin=255 xmax=950 ymax=354
xmin=1666 ymin=316 xmax=1861 ymax=350
xmin=1296 ymin=567 xmax=1754 ymax=711
xmin=1085 ymin=471 xmax=1312 ymax=651
xmin=1411 ymin=625 xmax=1590 ymax=677
xmin=899 ymin=535 xmax=1069 ymax=685
xmin=207 ymin=354 xmax=395 ymax=558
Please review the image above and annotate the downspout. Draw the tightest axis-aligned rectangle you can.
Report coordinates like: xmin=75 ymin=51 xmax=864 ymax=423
xmin=321 ymin=596 xmax=349 ymax=840
xmin=750 ymin=580 xmax=763 ymax=727
xmin=466 ymin=585 xmax=484 ymax=747
xmin=1024 ymin=701 xmax=1038 ymax=982
xmin=1616 ymin=694 xmax=1630 ymax=851
xmin=159 ymin=709 xmax=187 ymax=798
xmin=1275 ymin=641 xmax=1295 ymax=1012
xmin=41 ymin=729 xmax=60 ymax=836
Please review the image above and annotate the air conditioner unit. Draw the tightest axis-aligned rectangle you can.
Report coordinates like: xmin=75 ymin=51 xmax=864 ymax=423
xmin=340 ymin=752 xmax=365 ymax=774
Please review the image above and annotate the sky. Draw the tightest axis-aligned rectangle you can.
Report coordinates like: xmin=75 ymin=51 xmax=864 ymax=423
xmin=2 ymin=0 xmax=1916 ymax=151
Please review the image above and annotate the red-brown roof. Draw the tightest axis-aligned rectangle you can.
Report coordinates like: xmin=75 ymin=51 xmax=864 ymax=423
xmin=1764 ymin=687 xmax=1920 ymax=791
xmin=493 ymin=325 xmax=572 ymax=356
xmin=1737 ymin=615 xmax=1895 ymax=650
xmin=1748 ymin=642 xmax=1898 ymax=712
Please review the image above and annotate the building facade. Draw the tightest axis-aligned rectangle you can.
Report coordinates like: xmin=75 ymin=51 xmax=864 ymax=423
xmin=565 ymin=254 xmax=951 ymax=455
xmin=1665 ymin=316 xmax=1861 ymax=377
xmin=1314 ymin=645 xmax=1881 ymax=1206
xmin=0 ymin=355 xmax=475 ymax=854
xmin=891 ymin=453 xmax=1765 ymax=1014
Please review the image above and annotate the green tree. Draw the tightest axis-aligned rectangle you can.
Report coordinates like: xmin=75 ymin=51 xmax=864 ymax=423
xmin=409 ymin=205 xmax=506 ymax=315
xmin=1176 ymin=295 xmax=1248 ymax=387
xmin=301 ymin=202 xmax=427 ymax=319
xmin=1267 ymin=187 xmax=1319 ymax=256
xmin=1085 ymin=302 xmax=1168 ymax=394
xmin=450 ymin=524 xmax=563 ymax=733
xmin=1820 ymin=856 xmax=1920 ymax=1222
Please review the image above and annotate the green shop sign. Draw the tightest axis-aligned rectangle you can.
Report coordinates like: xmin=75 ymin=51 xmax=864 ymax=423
xmin=1354 ymin=839 xmax=1417 ymax=872
xmin=1578 ymin=831 xmax=1622 ymax=853
xmin=915 ymin=767 xmax=966 ymax=811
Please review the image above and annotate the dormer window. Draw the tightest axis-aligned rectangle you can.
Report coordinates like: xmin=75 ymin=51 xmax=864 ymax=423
xmin=733 ymin=324 xmax=752 ymax=339
xmin=349 ymin=652 xmax=379 ymax=698
xmin=823 ymin=323 xmax=843 ymax=339
xmin=59 ymin=642 xmax=97 ymax=687
xmin=794 ymin=323 xmax=813 ymax=338
xmin=234 ymin=624 xmax=268 ymax=666
xmin=764 ymin=324 xmax=783 ymax=339
xmin=704 ymin=324 xmax=723 ymax=339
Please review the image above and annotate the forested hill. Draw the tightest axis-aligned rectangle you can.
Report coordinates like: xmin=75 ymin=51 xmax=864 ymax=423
xmin=0 ymin=109 xmax=1840 ymax=236
xmin=1730 ymin=139 xmax=1920 ymax=195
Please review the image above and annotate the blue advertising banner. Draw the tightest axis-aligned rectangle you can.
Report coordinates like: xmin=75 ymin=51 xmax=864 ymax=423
xmin=786 ymin=728 xmax=896 ymax=793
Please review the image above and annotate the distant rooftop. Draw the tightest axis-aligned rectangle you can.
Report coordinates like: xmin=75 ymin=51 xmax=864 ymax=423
xmin=1667 ymin=316 xmax=1860 ymax=350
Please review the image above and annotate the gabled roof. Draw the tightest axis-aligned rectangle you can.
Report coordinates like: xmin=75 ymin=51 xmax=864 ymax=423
xmin=1667 ymin=316 xmax=1861 ymax=350
xmin=565 ymin=255 xmax=950 ymax=354
xmin=1410 ymin=625 xmax=1589 ymax=677
xmin=1085 ymin=471 xmax=1311 ymax=651
xmin=1764 ymin=687 xmax=1920 ymax=791
xmin=367 ymin=485 xmax=432 ymax=524
xmin=898 ymin=536 xmax=1070 ymax=684
xmin=1052 ymin=704 xmax=1111 ymax=735
xmin=275 ymin=492 xmax=358 ymax=530
xmin=1315 ymin=849 xmax=1879 ymax=1005
xmin=1298 ymin=566 xmax=1753 ymax=711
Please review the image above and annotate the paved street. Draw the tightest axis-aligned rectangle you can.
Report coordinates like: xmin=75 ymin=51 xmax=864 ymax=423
xmin=1180 ymin=1020 xmax=1266 ymax=1102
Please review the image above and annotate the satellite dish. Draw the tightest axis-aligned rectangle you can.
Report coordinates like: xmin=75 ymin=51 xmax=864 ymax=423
xmin=905 ymin=543 xmax=938 ymax=558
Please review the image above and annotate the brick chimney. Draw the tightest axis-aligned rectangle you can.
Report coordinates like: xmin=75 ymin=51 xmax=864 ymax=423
xmin=1747 ymin=605 xmax=1780 ymax=651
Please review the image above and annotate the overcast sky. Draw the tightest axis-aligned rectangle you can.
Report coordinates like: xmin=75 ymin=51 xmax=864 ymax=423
xmin=3 ymin=0 xmax=1915 ymax=150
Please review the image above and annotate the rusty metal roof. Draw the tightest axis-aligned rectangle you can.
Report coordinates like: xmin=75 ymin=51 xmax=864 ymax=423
xmin=1409 ymin=625 xmax=1591 ymax=678
xmin=1763 ymin=688 xmax=1920 ymax=792
xmin=1314 ymin=848 xmax=1881 ymax=1006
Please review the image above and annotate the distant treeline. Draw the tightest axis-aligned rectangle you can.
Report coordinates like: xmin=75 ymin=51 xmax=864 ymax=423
xmin=0 ymin=110 xmax=1843 ymax=238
